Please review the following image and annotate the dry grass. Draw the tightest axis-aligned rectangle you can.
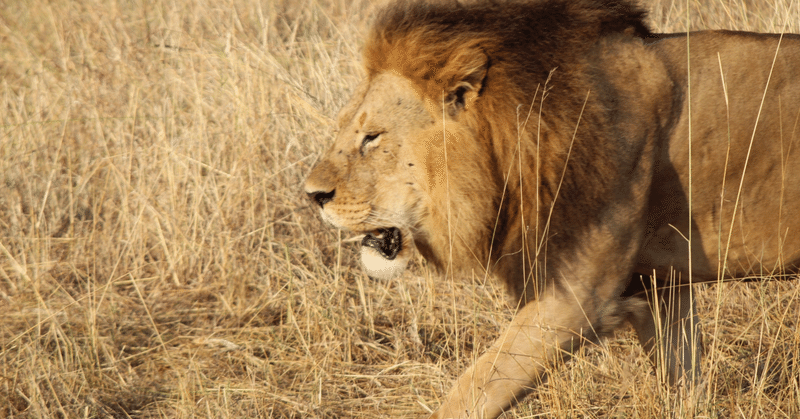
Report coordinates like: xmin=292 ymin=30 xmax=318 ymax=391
xmin=1 ymin=0 xmax=799 ymax=417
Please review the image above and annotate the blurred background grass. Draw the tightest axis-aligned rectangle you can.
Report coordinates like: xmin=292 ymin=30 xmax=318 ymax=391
xmin=1 ymin=0 xmax=798 ymax=417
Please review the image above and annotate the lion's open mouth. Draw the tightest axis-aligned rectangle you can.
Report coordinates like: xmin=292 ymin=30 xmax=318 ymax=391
xmin=361 ymin=227 xmax=402 ymax=260
xmin=359 ymin=227 xmax=409 ymax=280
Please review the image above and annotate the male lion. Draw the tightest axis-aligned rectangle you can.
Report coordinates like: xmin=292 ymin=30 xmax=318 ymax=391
xmin=304 ymin=0 xmax=800 ymax=417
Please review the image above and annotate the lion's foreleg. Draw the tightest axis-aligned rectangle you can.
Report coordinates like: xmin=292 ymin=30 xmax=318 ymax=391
xmin=628 ymin=281 xmax=703 ymax=387
xmin=430 ymin=288 xmax=624 ymax=419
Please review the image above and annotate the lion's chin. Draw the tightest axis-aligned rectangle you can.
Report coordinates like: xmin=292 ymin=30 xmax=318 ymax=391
xmin=359 ymin=227 xmax=410 ymax=280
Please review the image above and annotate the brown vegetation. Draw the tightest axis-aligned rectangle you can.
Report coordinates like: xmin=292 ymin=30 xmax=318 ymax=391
xmin=1 ymin=0 xmax=799 ymax=418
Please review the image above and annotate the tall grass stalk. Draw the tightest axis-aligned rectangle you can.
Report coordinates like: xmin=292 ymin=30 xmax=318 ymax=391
xmin=1 ymin=0 xmax=798 ymax=417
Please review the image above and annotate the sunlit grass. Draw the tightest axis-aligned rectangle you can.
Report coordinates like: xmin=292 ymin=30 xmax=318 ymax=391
xmin=1 ymin=0 xmax=798 ymax=417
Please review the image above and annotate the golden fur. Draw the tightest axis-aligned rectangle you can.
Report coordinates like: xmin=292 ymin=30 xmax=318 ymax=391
xmin=305 ymin=0 xmax=800 ymax=417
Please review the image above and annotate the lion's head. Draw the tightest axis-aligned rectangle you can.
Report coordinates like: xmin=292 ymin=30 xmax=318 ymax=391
xmin=304 ymin=0 xmax=650 ymax=287
xmin=303 ymin=67 xmax=498 ymax=279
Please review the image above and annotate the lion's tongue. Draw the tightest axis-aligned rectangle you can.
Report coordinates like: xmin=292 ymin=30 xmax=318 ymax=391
xmin=361 ymin=228 xmax=402 ymax=260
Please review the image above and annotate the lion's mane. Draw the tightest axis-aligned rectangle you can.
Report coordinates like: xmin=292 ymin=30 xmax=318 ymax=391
xmin=361 ymin=0 xmax=657 ymax=299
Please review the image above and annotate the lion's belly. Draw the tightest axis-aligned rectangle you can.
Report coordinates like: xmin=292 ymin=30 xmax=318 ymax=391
xmin=638 ymin=160 xmax=800 ymax=283
xmin=636 ymin=220 xmax=800 ymax=283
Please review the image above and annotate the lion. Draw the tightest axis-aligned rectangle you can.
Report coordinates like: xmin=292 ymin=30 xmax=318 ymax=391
xmin=304 ymin=0 xmax=800 ymax=417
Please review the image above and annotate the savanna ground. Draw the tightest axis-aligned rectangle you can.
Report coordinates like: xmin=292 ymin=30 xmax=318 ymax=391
xmin=1 ymin=0 xmax=799 ymax=417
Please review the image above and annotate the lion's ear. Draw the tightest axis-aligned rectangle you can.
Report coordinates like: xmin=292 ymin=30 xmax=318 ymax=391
xmin=442 ymin=49 xmax=489 ymax=118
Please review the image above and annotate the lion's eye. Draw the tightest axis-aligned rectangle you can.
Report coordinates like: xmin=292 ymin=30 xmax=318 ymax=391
xmin=362 ymin=133 xmax=380 ymax=147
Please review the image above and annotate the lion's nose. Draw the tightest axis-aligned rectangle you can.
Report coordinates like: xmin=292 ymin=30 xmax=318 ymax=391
xmin=307 ymin=189 xmax=335 ymax=208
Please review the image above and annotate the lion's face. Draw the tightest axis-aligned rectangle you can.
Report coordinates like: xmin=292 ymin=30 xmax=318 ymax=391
xmin=305 ymin=72 xmax=456 ymax=279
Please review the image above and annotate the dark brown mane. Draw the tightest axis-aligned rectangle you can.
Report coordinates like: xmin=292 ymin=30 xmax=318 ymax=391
xmin=364 ymin=0 xmax=650 ymax=100
xmin=363 ymin=0 xmax=653 ymax=274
